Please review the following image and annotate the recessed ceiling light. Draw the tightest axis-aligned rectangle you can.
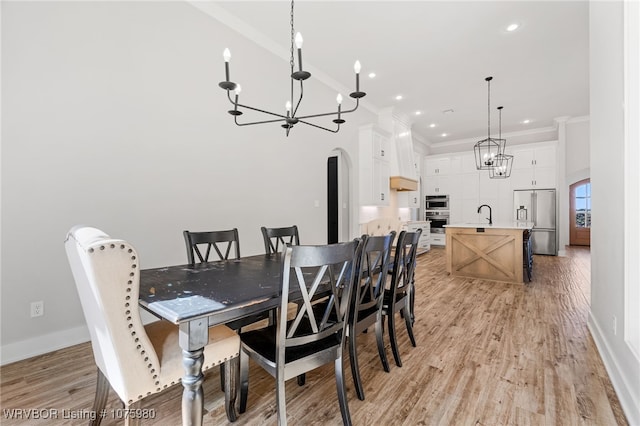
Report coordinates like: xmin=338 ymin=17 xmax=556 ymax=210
xmin=368 ymin=72 xmax=376 ymax=79
xmin=395 ymin=95 xmax=403 ymax=101
xmin=429 ymin=123 xmax=436 ymax=128
xmin=441 ymin=133 xmax=448 ymax=137
xmin=506 ymin=23 xmax=519 ymax=32
xmin=522 ymin=119 xmax=531 ymax=124
xmin=415 ymin=111 xmax=422 ymax=116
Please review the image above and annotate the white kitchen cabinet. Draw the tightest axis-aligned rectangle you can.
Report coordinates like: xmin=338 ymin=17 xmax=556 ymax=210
xmin=403 ymin=192 xmax=421 ymax=208
xmin=429 ymin=142 xmax=557 ymax=231
xmin=402 ymin=151 xmax=421 ymax=208
xmin=424 ymin=175 xmax=450 ymax=195
xmin=359 ymin=125 xmax=391 ymax=206
xmin=406 ymin=221 xmax=431 ymax=254
xmin=510 ymin=144 xmax=557 ymax=189
xmin=424 ymin=157 xmax=450 ymax=176
xmin=430 ymin=233 xmax=446 ymax=246
xmin=449 ymin=153 xmax=477 ymax=175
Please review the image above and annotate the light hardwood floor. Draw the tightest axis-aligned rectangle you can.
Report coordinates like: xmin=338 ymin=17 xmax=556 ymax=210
xmin=0 ymin=246 xmax=628 ymax=425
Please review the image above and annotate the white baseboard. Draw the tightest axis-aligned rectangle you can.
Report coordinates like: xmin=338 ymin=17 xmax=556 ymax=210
xmin=0 ymin=325 xmax=90 ymax=366
xmin=588 ymin=313 xmax=640 ymax=425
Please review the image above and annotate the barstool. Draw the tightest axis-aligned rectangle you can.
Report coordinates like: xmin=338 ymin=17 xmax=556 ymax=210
xmin=523 ymin=229 xmax=533 ymax=282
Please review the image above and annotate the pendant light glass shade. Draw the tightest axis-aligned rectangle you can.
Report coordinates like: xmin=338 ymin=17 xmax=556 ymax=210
xmin=489 ymin=106 xmax=513 ymax=179
xmin=489 ymin=153 xmax=513 ymax=178
xmin=474 ymin=138 xmax=506 ymax=170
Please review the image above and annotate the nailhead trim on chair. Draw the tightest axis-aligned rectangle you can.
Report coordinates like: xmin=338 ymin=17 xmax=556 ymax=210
xmin=89 ymin=243 xmax=242 ymax=400
xmin=89 ymin=243 xmax=161 ymax=405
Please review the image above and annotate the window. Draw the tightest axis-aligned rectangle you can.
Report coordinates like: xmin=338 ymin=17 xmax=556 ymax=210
xmin=574 ymin=182 xmax=591 ymax=228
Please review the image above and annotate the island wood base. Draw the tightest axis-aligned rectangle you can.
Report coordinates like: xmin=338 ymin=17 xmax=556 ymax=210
xmin=446 ymin=226 xmax=524 ymax=283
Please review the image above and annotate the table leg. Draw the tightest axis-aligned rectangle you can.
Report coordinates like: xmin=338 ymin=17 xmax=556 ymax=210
xmin=179 ymin=320 xmax=209 ymax=426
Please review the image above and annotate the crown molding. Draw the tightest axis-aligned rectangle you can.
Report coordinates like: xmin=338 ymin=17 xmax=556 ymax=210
xmin=187 ymin=1 xmax=378 ymax=116
xmin=428 ymin=125 xmax=558 ymax=150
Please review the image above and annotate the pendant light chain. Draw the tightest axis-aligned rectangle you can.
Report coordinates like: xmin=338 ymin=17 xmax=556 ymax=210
xmin=473 ymin=76 xmax=506 ymax=171
xmin=289 ymin=1 xmax=295 ymax=104
xmin=487 ymin=77 xmax=491 ymax=139
xmin=499 ymin=105 xmax=502 ymax=140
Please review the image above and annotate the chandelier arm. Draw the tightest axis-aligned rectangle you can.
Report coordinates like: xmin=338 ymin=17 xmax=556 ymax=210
xmin=225 ymin=90 xmax=289 ymax=120
xmin=234 ymin=116 xmax=286 ymax=126
xmin=297 ymin=99 xmax=360 ymax=121
xmin=234 ymin=102 xmax=289 ymax=119
xmin=292 ymin=80 xmax=304 ymax=118
xmin=297 ymin=119 xmax=340 ymax=133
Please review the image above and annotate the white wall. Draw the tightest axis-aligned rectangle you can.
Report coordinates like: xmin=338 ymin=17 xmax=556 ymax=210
xmin=566 ymin=118 xmax=591 ymax=182
xmin=588 ymin=1 xmax=640 ymax=424
xmin=0 ymin=2 xmax=375 ymax=362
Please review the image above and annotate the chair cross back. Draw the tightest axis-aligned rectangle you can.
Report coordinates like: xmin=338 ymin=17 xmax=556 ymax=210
xmin=390 ymin=230 xmax=422 ymax=300
xmin=347 ymin=232 xmax=395 ymax=401
xmin=183 ymin=229 xmax=240 ymax=264
xmin=354 ymin=233 xmax=394 ymax=316
xmin=283 ymin=249 xmax=352 ymax=346
xmin=383 ymin=229 xmax=422 ymax=370
xmin=261 ymin=225 xmax=300 ymax=254
xmin=239 ymin=240 xmax=362 ymax=426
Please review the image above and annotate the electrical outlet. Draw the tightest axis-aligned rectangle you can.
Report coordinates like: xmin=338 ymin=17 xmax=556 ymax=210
xmin=613 ymin=315 xmax=617 ymax=336
xmin=30 ymin=301 xmax=44 ymax=318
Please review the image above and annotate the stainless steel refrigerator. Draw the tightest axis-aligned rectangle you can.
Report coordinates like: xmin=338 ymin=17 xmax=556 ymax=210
xmin=514 ymin=189 xmax=557 ymax=255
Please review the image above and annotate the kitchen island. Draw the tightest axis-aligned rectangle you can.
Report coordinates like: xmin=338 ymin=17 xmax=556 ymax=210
xmin=445 ymin=222 xmax=534 ymax=283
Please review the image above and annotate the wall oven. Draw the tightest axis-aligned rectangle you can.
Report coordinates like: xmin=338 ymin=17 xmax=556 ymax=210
xmin=425 ymin=195 xmax=450 ymax=210
xmin=425 ymin=210 xmax=449 ymax=234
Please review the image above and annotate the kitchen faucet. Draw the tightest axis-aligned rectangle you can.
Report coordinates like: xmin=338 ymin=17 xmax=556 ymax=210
xmin=477 ymin=204 xmax=493 ymax=225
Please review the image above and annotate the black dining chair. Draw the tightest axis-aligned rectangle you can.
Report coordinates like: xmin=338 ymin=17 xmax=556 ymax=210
xmin=183 ymin=228 xmax=241 ymax=263
xmin=348 ymin=232 xmax=395 ymax=401
xmin=523 ymin=229 xmax=533 ymax=282
xmin=383 ymin=229 xmax=421 ymax=368
xmin=183 ymin=228 xmax=266 ymax=390
xmin=261 ymin=225 xmax=300 ymax=254
xmin=183 ymin=229 xmax=273 ymax=334
xmin=239 ymin=240 xmax=362 ymax=426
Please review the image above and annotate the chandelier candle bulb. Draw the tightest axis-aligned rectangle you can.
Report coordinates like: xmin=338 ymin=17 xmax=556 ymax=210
xmin=223 ymin=48 xmax=231 ymax=80
xmin=295 ymin=33 xmax=304 ymax=72
xmin=219 ymin=48 xmax=237 ymax=91
xmin=333 ymin=93 xmax=346 ymax=124
xmin=354 ymin=60 xmax=361 ymax=92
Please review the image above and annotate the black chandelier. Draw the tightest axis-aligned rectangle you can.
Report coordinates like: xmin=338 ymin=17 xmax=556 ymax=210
xmin=474 ymin=76 xmax=506 ymax=170
xmin=218 ymin=0 xmax=366 ymax=136
xmin=489 ymin=106 xmax=514 ymax=179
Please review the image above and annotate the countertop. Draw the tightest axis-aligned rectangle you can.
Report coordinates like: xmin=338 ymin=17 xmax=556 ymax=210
xmin=444 ymin=221 xmax=534 ymax=230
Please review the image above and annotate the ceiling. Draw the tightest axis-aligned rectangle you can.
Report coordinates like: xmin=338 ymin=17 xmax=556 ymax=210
xmin=207 ymin=1 xmax=590 ymax=144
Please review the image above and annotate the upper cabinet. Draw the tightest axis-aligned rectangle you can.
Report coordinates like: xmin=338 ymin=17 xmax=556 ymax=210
xmin=424 ymin=143 xmax=556 ymax=223
xmin=424 ymin=157 xmax=451 ymax=176
xmin=402 ymin=152 xmax=422 ymax=207
xmin=423 ymin=174 xmax=450 ymax=195
xmin=359 ymin=125 xmax=391 ymax=206
xmin=510 ymin=144 xmax=557 ymax=189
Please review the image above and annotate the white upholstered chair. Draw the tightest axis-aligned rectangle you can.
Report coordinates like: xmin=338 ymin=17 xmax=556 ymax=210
xmin=65 ymin=226 xmax=240 ymax=425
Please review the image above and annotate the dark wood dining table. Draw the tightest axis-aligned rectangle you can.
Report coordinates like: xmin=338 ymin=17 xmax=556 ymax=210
xmin=138 ymin=253 xmax=287 ymax=426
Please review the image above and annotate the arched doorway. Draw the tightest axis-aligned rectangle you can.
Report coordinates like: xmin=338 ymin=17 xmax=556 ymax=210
xmin=569 ymin=178 xmax=591 ymax=246
xmin=327 ymin=149 xmax=351 ymax=244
